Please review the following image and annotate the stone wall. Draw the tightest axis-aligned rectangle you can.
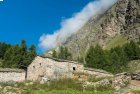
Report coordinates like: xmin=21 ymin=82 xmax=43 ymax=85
xmin=72 ymin=68 xmax=114 ymax=81
xmin=84 ymin=68 xmax=114 ymax=78
xmin=0 ymin=69 xmax=25 ymax=82
xmin=0 ymin=57 xmax=113 ymax=83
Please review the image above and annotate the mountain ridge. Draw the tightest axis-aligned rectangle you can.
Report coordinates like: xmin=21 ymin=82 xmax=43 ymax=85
xmin=62 ymin=0 xmax=140 ymax=60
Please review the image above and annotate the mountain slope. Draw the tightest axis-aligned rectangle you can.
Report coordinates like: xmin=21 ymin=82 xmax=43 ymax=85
xmin=63 ymin=0 xmax=140 ymax=60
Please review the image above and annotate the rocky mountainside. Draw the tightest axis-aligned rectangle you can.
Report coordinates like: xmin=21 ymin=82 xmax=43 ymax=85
xmin=63 ymin=0 xmax=140 ymax=60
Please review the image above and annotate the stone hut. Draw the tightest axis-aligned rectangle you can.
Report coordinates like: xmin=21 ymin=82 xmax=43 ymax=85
xmin=0 ymin=68 xmax=25 ymax=82
xmin=27 ymin=56 xmax=84 ymax=82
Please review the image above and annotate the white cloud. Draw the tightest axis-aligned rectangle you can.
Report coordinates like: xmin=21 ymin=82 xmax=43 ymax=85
xmin=39 ymin=0 xmax=118 ymax=50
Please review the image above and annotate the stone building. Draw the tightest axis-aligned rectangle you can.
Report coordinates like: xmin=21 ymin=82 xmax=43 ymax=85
xmin=0 ymin=68 xmax=25 ymax=82
xmin=0 ymin=55 xmax=112 ymax=83
xmin=27 ymin=56 xmax=84 ymax=82
xmin=0 ymin=56 xmax=113 ymax=83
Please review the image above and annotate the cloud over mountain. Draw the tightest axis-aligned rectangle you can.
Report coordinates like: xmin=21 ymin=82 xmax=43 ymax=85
xmin=39 ymin=0 xmax=118 ymax=50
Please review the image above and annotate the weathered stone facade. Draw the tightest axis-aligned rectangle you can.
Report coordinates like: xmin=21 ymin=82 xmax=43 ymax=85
xmin=27 ymin=56 xmax=84 ymax=82
xmin=27 ymin=56 xmax=113 ymax=82
xmin=0 ymin=68 xmax=25 ymax=82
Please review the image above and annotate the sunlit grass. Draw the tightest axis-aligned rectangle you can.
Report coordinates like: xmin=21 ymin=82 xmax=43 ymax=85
xmin=105 ymin=35 xmax=128 ymax=50
xmin=0 ymin=79 xmax=114 ymax=94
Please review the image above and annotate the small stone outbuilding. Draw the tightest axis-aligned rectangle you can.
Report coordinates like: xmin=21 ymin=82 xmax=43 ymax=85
xmin=27 ymin=56 xmax=84 ymax=82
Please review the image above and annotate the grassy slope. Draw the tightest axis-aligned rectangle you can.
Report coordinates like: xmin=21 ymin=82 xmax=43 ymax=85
xmin=0 ymin=79 xmax=114 ymax=94
xmin=32 ymin=89 xmax=113 ymax=94
xmin=22 ymin=81 xmax=113 ymax=94
xmin=126 ymin=60 xmax=140 ymax=93
xmin=126 ymin=60 xmax=140 ymax=73
xmin=105 ymin=35 xmax=128 ymax=50
xmin=105 ymin=35 xmax=140 ymax=73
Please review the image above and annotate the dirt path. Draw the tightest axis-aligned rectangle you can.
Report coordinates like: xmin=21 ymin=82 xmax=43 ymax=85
xmin=130 ymin=80 xmax=140 ymax=87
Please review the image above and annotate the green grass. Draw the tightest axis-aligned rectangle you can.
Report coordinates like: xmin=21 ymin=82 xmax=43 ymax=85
xmin=105 ymin=35 xmax=128 ymax=50
xmin=0 ymin=79 xmax=114 ymax=94
xmin=130 ymin=86 xmax=140 ymax=94
xmin=31 ymin=89 xmax=113 ymax=94
xmin=126 ymin=60 xmax=140 ymax=73
xmin=22 ymin=79 xmax=114 ymax=94
xmin=23 ymin=88 xmax=113 ymax=94
xmin=25 ymin=89 xmax=113 ymax=94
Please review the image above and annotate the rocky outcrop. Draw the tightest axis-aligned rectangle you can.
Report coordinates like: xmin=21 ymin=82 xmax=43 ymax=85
xmin=112 ymin=72 xmax=131 ymax=91
xmin=82 ymin=72 xmax=131 ymax=91
xmin=131 ymin=72 xmax=140 ymax=80
xmin=63 ymin=0 xmax=140 ymax=60
xmin=82 ymin=72 xmax=140 ymax=93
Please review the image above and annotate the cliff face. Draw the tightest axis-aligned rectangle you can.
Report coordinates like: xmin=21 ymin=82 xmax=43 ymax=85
xmin=63 ymin=0 xmax=140 ymax=60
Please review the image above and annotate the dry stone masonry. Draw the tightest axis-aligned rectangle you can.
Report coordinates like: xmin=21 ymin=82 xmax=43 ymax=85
xmin=0 ymin=56 xmax=113 ymax=83
xmin=0 ymin=68 xmax=25 ymax=82
xmin=27 ymin=56 xmax=84 ymax=82
xmin=27 ymin=56 xmax=113 ymax=83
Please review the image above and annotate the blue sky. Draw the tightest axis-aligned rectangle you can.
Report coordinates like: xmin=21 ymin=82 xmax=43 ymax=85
xmin=0 ymin=0 xmax=93 ymax=54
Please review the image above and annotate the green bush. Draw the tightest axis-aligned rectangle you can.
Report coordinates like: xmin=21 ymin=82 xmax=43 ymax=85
xmin=85 ymin=41 xmax=140 ymax=73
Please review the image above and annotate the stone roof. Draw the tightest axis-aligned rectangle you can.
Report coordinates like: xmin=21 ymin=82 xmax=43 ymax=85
xmin=37 ymin=55 xmax=84 ymax=65
xmin=84 ymin=68 xmax=112 ymax=74
xmin=0 ymin=68 xmax=25 ymax=73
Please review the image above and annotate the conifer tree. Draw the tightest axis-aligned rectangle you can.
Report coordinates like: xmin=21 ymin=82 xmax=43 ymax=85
xmin=21 ymin=40 xmax=27 ymax=55
xmin=58 ymin=46 xmax=72 ymax=60
xmin=124 ymin=41 xmax=140 ymax=60
xmin=110 ymin=51 xmax=120 ymax=73
xmin=85 ymin=45 xmax=106 ymax=69
xmin=52 ymin=50 xmax=57 ymax=58
xmin=0 ymin=42 xmax=11 ymax=59
xmin=1 ymin=40 xmax=36 ymax=68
